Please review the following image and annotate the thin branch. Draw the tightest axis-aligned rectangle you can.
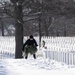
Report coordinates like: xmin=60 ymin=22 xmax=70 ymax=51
xmin=4 ymin=9 xmax=14 ymax=18
xmin=24 ymin=17 xmax=39 ymax=23
xmin=0 ymin=2 xmax=14 ymax=18
xmin=22 ymin=0 xmax=31 ymax=7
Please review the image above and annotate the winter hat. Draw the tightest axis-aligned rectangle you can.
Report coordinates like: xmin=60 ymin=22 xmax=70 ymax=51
xmin=30 ymin=35 xmax=33 ymax=38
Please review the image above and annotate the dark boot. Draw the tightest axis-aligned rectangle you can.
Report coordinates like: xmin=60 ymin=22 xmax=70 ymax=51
xmin=25 ymin=55 xmax=28 ymax=59
xmin=33 ymin=54 xmax=36 ymax=59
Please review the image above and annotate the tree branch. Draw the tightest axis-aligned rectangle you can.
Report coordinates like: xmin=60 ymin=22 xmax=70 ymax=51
xmin=0 ymin=2 xmax=14 ymax=18
xmin=24 ymin=16 xmax=39 ymax=22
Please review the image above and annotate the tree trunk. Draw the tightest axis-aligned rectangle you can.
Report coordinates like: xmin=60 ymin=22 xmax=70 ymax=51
xmin=63 ymin=25 xmax=66 ymax=37
xmin=43 ymin=19 xmax=49 ymax=36
xmin=1 ymin=19 xmax=4 ymax=36
xmin=14 ymin=3 xmax=23 ymax=58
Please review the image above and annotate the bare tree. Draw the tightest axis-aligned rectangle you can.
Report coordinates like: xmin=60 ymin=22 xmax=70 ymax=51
xmin=10 ymin=0 xmax=24 ymax=58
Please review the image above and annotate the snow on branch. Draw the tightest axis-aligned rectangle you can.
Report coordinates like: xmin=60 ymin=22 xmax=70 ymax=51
xmin=24 ymin=17 xmax=39 ymax=22
xmin=17 ymin=20 xmax=23 ymax=24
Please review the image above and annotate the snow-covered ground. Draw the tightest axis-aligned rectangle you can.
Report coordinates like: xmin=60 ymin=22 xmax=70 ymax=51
xmin=0 ymin=37 xmax=75 ymax=75
xmin=0 ymin=56 xmax=75 ymax=75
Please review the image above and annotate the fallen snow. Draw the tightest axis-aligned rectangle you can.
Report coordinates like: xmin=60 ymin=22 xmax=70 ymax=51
xmin=0 ymin=55 xmax=75 ymax=75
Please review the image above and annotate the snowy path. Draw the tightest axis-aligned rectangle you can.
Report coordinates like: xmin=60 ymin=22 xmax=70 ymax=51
xmin=0 ymin=53 xmax=75 ymax=75
xmin=0 ymin=57 xmax=72 ymax=75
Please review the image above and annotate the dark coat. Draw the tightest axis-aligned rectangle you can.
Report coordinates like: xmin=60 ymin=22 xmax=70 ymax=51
xmin=22 ymin=38 xmax=38 ymax=51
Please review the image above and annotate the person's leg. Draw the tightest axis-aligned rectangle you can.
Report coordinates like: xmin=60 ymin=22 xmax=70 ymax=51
xmin=33 ymin=54 xmax=36 ymax=59
xmin=25 ymin=54 xmax=28 ymax=59
xmin=25 ymin=50 xmax=28 ymax=59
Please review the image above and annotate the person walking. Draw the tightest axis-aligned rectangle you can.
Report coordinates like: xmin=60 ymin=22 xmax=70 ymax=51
xmin=22 ymin=35 xmax=38 ymax=59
